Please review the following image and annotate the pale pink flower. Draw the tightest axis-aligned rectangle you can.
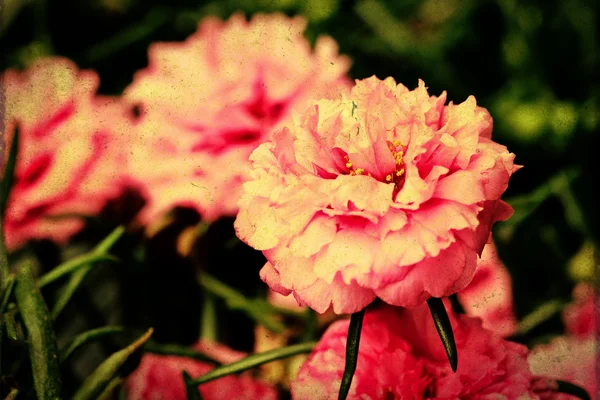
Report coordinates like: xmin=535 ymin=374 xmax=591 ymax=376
xmin=529 ymin=283 xmax=598 ymax=399
xmin=292 ymin=303 xmax=539 ymax=399
xmin=235 ymin=76 xmax=520 ymax=313
xmin=458 ymin=241 xmax=517 ymax=337
xmin=123 ymin=13 xmax=351 ymax=223
xmin=529 ymin=336 xmax=596 ymax=400
xmin=126 ymin=340 xmax=277 ymax=400
xmin=1 ymin=57 xmax=130 ymax=249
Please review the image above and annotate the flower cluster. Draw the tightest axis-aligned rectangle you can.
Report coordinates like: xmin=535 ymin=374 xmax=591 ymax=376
xmin=235 ymin=76 xmax=520 ymax=313
xmin=292 ymin=302 xmax=539 ymax=399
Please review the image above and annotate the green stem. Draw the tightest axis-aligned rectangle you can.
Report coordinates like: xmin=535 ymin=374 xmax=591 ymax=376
xmin=187 ymin=342 xmax=316 ymax=386
xmin=338 ymin=309 xmax=365 ymax=400
xmin=200 ymin=292 xmax=217 ymax=342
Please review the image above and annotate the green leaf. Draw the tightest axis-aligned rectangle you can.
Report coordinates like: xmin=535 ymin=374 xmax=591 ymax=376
xmin=183 ymin=371 xmax=203 ymax=400
xmin=14 ymin=261 xmax=62 ymax=400
xmin=73 ymin=328 xmax=153 ymax=400
xmin=144 ymin=341 xmax=221 ymax=365
xmin=556 ymin=380 xmax=591 ymax=400
xmin=1 ymin=125 xmax=20 ymax=221
xmin=38 ymin=253 xmax=119 ymax=288
xmin=427 ymin=297 xmax=458 ymax=372
xmin=338 ymin=309 xmax=365 ymax=400
xmin=51 ymin=226 xmax=125 ymax=320
xmin=60 ymin=326 xmax=125 ymax=363
xmin=187 ymin=341 xmax=316 ymax=386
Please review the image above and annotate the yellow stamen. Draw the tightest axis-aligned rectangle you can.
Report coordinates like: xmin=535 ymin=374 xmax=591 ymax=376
xmin=355 ymin=168 xmax=364 ymax=175
xmin=385 ymin=174 xmax=392 ymax=182
xmin=396 ymin=168 xmax=405 ymax=176
xmin=346 ymin=162 xmax=353 ymax=168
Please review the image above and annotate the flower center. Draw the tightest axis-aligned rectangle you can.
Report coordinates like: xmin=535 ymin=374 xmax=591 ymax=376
xmin=343 ymin=140 xmax=406 ymax=195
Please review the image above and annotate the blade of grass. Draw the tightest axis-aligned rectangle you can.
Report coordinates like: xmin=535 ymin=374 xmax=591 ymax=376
xmin=51 ymin=226 xmax=125 ymax=320
xmin=187 ymin=342 xmax=316 ymax=386
xmin=38 ymin=254 xmax=119 ymax=288
xmin=144 ymin=341 xmax=221 ymax=365
xmin=73 ymin=328 xmax=153 ymax=400
xmin=14 ymin=261 xmax=62 ymax=400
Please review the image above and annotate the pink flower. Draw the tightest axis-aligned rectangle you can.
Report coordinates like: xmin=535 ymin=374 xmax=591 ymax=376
xmin=123 ymin=13 xmax=351 ymax=223
xmin=235 ymin=76 xmax=520 ymax=314
xmin=457 ymin=241 xmax=517 ymax=337
xmin=1 ymin=57 xmax=130 ymax=249
xmin=292 ymin=303 xmax=539 ymax=399
xmin=126 ymin=340 xmax=277 ymax=400
xmin=528 ymin=283 xmax=598 ymax=399
xmin=562 ymin=283 xmax=597 ymax=338
xmin=529 ymin=337 xmax=596 ymax=400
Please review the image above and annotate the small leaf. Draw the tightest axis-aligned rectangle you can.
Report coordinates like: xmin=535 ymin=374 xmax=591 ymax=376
xmin=73 ymin=328 xmax=153 ymax=400
xmin=183 ymin=371 xmax=203 ymax=400
xmin=144 ymin=341 xmax=221 ymax=365
xmin=427 ymin=297 xmax=458 ymax=372
xmin=5 ymin=388 xmax=19 ymax=400
xmin=338 ymin=309 xmax=365 ymax=400
xmin=14 ymin=261 xmax=62 ymax=400
xmin=60 ymin=326 xmax=125 ymax=363
xmin=0 ymin=125 xmax=20 ymax=220
xmin=187 ymin=341 xmax=316 ymax=386
xmin=51 ymin=226 xmax=125 ymax=319
xmin=38 ymin=253 xmax=119 ymax=288
xmin=556 ymin=380 xmax=591 ymax=400
xmin=4 ymin=308 xmax=18 ymax=341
